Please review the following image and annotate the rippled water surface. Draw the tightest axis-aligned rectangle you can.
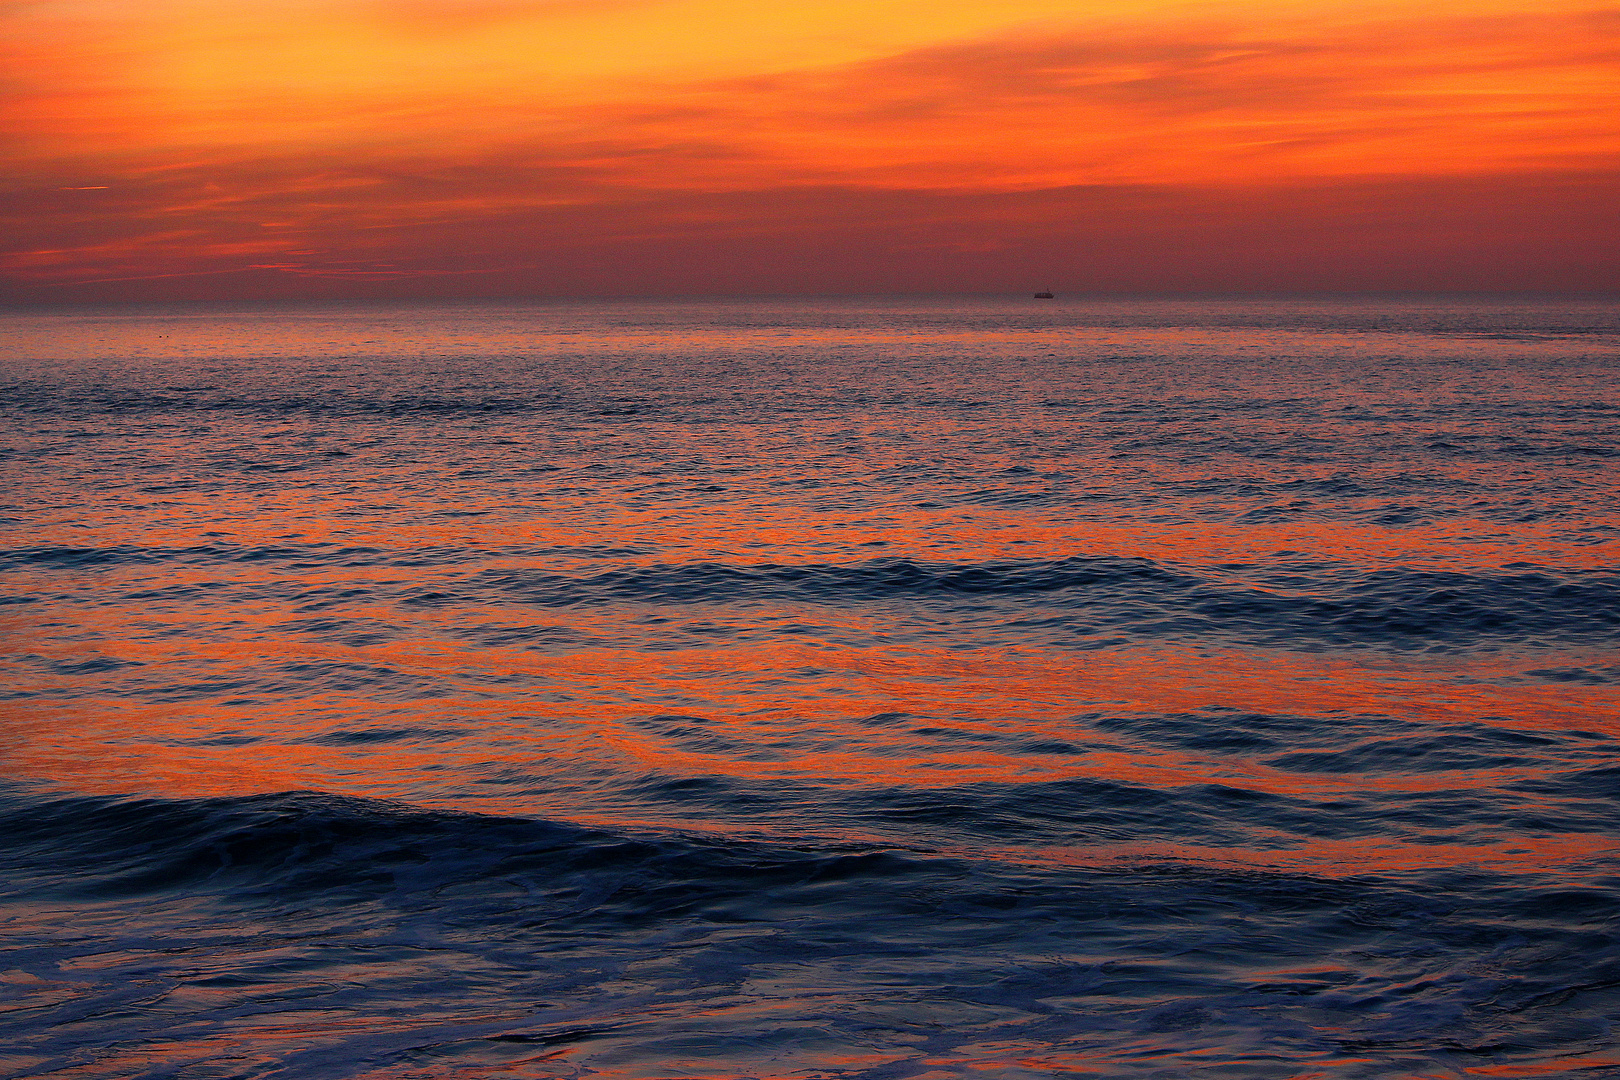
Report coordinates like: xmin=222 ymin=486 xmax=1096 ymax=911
xmin=2 ymin=295 xmax=1617 ymax=1078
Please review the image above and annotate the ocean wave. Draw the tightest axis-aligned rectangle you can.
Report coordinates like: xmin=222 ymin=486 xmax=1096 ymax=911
xmin=1 ymin=789 xmax=1616 ymax=1079
xmin=10 ymin=547 xmax=1615 ymax=650
xmin=5 ymin=299 xmax=1619 ymax=1078
xmin=0 ymin=789 xmax=948 ymax=914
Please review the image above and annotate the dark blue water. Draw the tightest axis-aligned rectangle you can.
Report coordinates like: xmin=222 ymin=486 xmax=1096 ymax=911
xmin=1 ymin=296 xmax=1617 ymax=1078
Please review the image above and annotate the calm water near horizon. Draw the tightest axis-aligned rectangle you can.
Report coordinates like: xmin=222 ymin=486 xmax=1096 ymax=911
xmin=1 ymin=295 xmax=1617 ymax=1078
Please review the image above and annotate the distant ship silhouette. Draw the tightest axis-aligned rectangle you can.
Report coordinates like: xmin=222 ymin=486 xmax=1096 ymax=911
xmin=1033 ymin=290 xmax=1054 ymax=299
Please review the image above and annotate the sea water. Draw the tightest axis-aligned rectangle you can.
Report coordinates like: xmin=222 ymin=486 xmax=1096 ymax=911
xmin=0 ymin=295 xmax=1616 ymax=1078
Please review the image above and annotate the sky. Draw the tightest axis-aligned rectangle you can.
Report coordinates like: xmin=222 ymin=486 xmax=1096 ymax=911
xmin=3 ymin=0 xmax=1617 ymax=301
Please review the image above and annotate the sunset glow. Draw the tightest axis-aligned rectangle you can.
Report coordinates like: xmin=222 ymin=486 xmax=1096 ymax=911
xmin=4 ymin=0 xmax=1617 ymax=299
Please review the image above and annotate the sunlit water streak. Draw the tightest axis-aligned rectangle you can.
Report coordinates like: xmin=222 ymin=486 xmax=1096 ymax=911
xmin=1 ymin=295 xmax=1617 ymax=1078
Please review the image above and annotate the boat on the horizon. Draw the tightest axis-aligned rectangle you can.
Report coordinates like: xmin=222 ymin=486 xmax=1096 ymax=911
xmin=1033 ymin=290 xmax=1054 ymax=298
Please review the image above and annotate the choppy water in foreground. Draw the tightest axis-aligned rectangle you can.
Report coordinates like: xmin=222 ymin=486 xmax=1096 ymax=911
xmin=1 ymin=295 xmax=1617 ymax=1079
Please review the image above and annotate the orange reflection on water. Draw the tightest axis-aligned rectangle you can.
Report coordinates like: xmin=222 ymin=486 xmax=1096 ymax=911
xmin=14 ymin=476 xmax=1619 ymax=576
xmin=4 ymin=629 xmax=1613 ymax=876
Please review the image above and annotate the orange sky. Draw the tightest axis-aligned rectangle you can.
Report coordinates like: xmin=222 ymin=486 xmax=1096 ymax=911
xmin=3 ymin=0 xmax=1617 ymax=299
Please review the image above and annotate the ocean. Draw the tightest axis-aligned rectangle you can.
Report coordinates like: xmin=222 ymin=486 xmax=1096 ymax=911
xmin=1 ymin=295 xmax=1616 ymax=1078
